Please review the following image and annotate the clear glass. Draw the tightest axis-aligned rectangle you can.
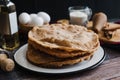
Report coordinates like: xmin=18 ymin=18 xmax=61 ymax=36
xmin=0 ymin=0 xmax=20 ymax=51
xmin=68 ymin=6 xmax=92 ymax=26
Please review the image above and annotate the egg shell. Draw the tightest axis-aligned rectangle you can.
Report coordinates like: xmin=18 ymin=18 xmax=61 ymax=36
xmin=30 ymin=13 xmax=38 ymax=19
xmin=18 ymin=12 xmax=31 ymax=25
xmin=29 ymin=14 xmax=38 ymax=25
xmin=30 ymin=16 xmax=44 ymax=26
xmin=37 ymin=12 xmax=51 ymax=23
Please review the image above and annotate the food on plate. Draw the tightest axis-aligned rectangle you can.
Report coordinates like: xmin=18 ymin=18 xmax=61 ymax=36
xmin=98 ymin=23 xmax=120 ymax=43
xmin=27 ymin=23 xmax=100 ymax=68
xmin=26 ymin=44 xmax=93 ymax=67
xmin=92 ymin=12 xmax=120 ymax=43
xmin=103 ymin=23 xmax=120 ymax=31
xmin=29 ymin=39 xmax=92 ymax=58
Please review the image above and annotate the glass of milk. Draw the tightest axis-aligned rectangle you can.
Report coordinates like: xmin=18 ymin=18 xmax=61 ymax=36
xmin=68 ymin=6 xmax=92 ymax=26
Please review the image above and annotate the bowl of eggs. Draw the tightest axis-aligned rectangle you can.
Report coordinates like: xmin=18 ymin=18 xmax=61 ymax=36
xmin=18 ymin=11 xmax=51 ymax=41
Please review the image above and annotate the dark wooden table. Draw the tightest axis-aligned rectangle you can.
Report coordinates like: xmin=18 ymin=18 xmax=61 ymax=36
xmin=0 ymin=42 xmax=120 ymax=80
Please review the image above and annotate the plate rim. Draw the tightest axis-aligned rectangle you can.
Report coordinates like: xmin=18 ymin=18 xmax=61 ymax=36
xmin=14 ymin=44 xmax=106 ymax=74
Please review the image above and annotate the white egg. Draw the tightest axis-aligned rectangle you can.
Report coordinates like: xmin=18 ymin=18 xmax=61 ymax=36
xmin=29 ymin=13 xmax=38 ymax=25
xmin=18 ymin=12 xmax=31 ymax=25
xmin=37 ymin=12 xmax=51 ymax=23
xmin=30 ymin=13 xmax=38 ymax=19
xmin=30 ymin=16 xmax=44 ymax=26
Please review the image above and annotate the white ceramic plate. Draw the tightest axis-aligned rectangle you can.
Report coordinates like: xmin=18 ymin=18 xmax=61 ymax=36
xmin=14 ymin=44 xmax=105 ymax=74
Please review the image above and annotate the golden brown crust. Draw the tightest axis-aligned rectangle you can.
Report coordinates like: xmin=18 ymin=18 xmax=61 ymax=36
xmin=103 ymin=23 xmax=120 ymax=31
xmin=26 ymin=44 xmax=93 ymax=68
xmin=27 ymin=23 xmax=99 ymax=68
xmin=28 ymin=23 xmax=99 ymax=58
xmin=28 ymin=24 xmax=99 ymax=52
xmin=28 ymin=39 xmax=89 ymax=58
xmin=89 ymin=20 xmax=120 ymax=43
xmin=99 ymin=29 xmax=120 ymax=43
xmin=98 ymin=23 xmax=120 ymax=42
xmin=57 ymin=19 xmax=69 ymax=24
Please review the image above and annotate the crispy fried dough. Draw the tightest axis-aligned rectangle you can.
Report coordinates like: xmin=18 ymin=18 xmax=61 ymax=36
xmin=27 ymin=23 xmax=99 ymax=68
xmin=97 ymin=23 xmax=120 ymax=42
xmin=28 ymin=24 xmax=99 ymax=53
xmin=103 ymin=23 xmax=120 ymax=31
xmin=26 ymin=44 xmax=93 ymax=68
xmin=99 ymin=29 xmax=120 ymax=42
xmin=28 ymin=39 xmax=94 ymax=58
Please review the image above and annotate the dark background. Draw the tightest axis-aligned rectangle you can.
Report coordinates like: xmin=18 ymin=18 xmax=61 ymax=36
xmin=11 ymin=0 xmax=120 ymax=22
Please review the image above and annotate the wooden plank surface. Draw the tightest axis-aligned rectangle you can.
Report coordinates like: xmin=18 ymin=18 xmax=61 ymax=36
xmin=0 ymin=48 xmax=120 ymax=80
xmin=79 ymin=57 xmax=120 ymax=80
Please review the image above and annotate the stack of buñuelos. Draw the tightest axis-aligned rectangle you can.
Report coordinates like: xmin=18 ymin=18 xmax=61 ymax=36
xmin=26 ymin=23 xmax=100 ymax=68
